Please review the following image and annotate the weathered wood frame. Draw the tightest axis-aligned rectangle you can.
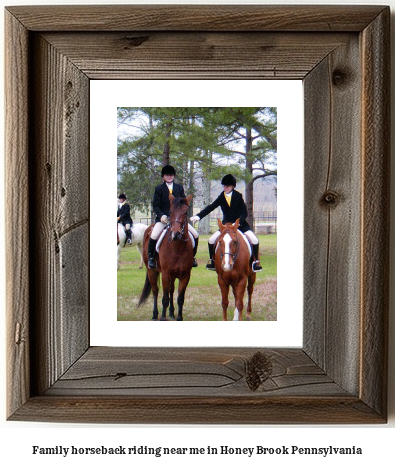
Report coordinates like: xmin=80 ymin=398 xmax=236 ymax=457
xmin=5 ymin=5 xmax=389 ymax=424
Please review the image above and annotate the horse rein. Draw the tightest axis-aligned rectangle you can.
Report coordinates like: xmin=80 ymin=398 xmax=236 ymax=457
xmin=167 ymin=211 xmax=189 ymax=243
xmin=218 ymin=230 xmax=240 ymax=264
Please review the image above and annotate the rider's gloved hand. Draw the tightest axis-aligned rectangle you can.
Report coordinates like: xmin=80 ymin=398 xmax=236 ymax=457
xmin=160 ymin=215 xmax=169 ymax=224
xmin=190 ymin=215 xmax=200 ymax=224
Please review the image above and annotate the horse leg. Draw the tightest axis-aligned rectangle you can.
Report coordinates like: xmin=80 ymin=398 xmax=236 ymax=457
xmin=148 ymin=270 xmax=160 ymax=321
xmin=160 ymin=273 xmax=171 ymax=321
xmin=218 ymin=276 xmax=230 ymax=321
xmin=136 ymin=242 xmax=144 ymax=269
xmin=176 ymin=273 xmax=190 ymax=321
xmin=233 ymin=279 xmax=247 ymax=321
xmin=169 ymin=279 xmax=176 ymax=320
xmin=246 ymin=273 xmax=256 ymax=321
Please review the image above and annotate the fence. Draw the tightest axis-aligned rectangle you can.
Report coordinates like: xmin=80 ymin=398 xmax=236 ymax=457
xmin=254 ymin=211 xmax=277 ymax=234
xmin=208 ymin=211 xmax=277 ymax=234
xmin=134 ymin=217 xmax=152 ymax=226
xmin=134 ymin=211 xmax=277 ymax=234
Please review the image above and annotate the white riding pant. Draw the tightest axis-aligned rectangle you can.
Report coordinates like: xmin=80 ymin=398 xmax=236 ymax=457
xmin=151 ymin=221 xmax=199 ymax=240
xmin=209 ymin=229 xmax=258 ymax=245
xmin=125 ymin=223 xmax=131 ymax=230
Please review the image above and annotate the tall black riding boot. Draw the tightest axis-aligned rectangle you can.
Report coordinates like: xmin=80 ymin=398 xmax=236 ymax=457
xmin=148 ymin=237 xmax=157 ymax=269
xmin=206 ymin=243 xmax=216 ymax=270
xmin=252 ymin=244 xmax=262 ymax=272
xmin=126 ymin=228 xmax=132 ymax=244
xmin=192 ymin=237 xmax=199 ymax=267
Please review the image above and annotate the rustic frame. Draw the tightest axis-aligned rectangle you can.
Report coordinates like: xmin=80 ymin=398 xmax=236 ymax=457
xmin=5 ymin=5 xmax=389 ymax=424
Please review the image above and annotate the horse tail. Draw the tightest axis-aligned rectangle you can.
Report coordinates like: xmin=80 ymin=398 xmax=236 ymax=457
xmin=138 ymin=271 xmax=152 ymax=306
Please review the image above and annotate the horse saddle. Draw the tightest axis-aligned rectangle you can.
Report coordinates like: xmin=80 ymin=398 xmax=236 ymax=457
xmin=155 ymin=227 xmax=195 ymax=253
xmin=239 ymin=231 xmax=253 ymax=258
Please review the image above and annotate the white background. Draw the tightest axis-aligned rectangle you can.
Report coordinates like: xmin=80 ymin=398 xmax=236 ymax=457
xmin=90 ymin=79 xmax=303 ymax=346
xmin=1 ymin=0 xmax=394 ymax=469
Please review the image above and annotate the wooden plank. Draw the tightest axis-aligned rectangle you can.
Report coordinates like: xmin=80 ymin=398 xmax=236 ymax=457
xmin=360 ymin=8 xmax=390 ymax=418
xmin=59 ymin=225 xmax=89 ymax=368
xmin=42 ymin=32 xmax=352 ymax=80
xmin=9 ymin=396 xmax=384 ymax=424
xmin=304 ymin=34 xmax=362 ymax=396
xmin=46 ymin=347 xmax=345 ymax=397
xmin=6 ymin=5 xmax=386 ymax=32
xmin=303 ymin=55 xmax=332 ymax=370
xmin=4 ymin=10 xmax=30 ymax=418
xmin=10 ymin=350 xmax=376 ymax=423
xmin=29 ymin=35 xmax=90 ymax=395
xmin=324 ymin=36 xmax=362 ymax=394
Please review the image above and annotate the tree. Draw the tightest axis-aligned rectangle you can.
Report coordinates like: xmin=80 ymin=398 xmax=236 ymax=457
xmin=201 ymin=107 xmax=277 ymax=228
xmin=117 ymin=107 xmax=233 ymax=216
xmin=117 ymin=107 xmax=277 ymax=229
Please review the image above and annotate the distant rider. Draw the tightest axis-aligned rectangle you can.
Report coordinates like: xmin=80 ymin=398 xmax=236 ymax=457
xmin=117 ymin=193 xmax=133 ymax=244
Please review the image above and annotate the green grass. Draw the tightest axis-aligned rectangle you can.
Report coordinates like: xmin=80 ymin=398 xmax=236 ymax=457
xmin=118 ymin=234 xmax=277 ymax=321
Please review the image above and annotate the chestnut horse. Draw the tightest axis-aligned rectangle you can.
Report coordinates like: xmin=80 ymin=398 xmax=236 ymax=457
xmin=214 ymin=219 xmax=256 ymax=320
xmin=138 ymin=194 xmax=194 ymax=321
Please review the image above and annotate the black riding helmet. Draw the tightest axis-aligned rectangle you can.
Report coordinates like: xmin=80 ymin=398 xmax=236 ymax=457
xmin=161 ymin=165 xmax=176 ymax=176
xmin=221 ymin=174 xmax=237 ymax=187
xmin=118 ymin=193 xmax=127 ymax=200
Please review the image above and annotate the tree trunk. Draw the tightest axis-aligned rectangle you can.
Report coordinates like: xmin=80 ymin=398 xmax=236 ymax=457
xmin=245 ymin=127 xmax=254 ymax=229
xmin=162 ymin=121 xmax=171 ymax=166
xmin=199 ymin=174 xmax=211 ymax=234
xmin=199 ymin=151 xmax=213 ymax=234
xmin=190 ymin=160 xmax=195 ymax=217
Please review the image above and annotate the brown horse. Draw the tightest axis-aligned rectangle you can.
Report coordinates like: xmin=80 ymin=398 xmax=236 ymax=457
xmin=214 ymin=219 xmax=256 ymax=321
xmin=138 ymin=194 xmax=194 ymax=321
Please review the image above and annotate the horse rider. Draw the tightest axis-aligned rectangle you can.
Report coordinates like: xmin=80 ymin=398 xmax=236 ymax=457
xmin=147 ymin=164 xmax=199 ymax=269
xmin=117 ymin=193 xmax=133 ymax=244
xmin=190 ymin=174 xmax=263 ymax=272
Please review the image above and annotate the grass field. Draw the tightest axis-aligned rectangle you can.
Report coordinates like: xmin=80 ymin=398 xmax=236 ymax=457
xmin=117 ymin=234 xmax=277 ymax=321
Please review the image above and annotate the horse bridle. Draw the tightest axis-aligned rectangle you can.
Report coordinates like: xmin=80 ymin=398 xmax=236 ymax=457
xmin=218 ymin=230 xmax=240 ymax=264
xmin=167 ymin=211 xmax=189 ymax=243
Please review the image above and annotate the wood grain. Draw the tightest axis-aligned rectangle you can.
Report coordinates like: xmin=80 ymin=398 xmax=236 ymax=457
xmin=6 ymin=5 xmax=385 ymax=32
xmin=46 ymin=347 xmax=344 ymax=397
xmin=29 ymin=35 xmax=90 ymax=396
xmin=304 ymin=35 xmax=362 ymax=395
xmin=10 ymin=348 xmax=384 ymax=424
xmin=360 ymin=9 xmax=390 ymax=418
xmin=5 ymin=5 xmax=390 ymax=424
xmin=5 ymin=10 xmax=30 ymax=419
xmin=42 ymin=32 xmax=351 ymax=80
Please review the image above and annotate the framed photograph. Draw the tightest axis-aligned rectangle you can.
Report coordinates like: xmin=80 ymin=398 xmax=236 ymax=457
xmin=91 ymin=80 xmax=303 ymax=346
xmin=5 ymin=5 xmax=389 ymax=423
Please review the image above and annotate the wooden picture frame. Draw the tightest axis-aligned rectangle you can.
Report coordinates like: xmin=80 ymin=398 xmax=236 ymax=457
xmin=5 ymin=5 xmax=389 ymax=424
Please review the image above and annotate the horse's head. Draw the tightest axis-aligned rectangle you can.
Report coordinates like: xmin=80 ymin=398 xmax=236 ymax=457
xmin=168 ymin=194 xmax=192 ymax=241
xmin=216 ymin=219 xmax=240 ymax=271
